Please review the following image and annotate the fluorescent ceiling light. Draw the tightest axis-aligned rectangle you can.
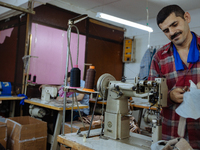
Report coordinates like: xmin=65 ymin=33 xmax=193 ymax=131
xmin=96 ymin=12 xmax=153 ymax=32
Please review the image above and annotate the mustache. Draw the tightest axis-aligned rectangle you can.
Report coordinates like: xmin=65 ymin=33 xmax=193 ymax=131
xmin=171 ymin=32 xmax=182 ymax=40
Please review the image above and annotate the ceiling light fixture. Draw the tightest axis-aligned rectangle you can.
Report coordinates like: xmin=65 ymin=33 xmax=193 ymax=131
xmin=96 ymin=12 xmax=153 ymax=32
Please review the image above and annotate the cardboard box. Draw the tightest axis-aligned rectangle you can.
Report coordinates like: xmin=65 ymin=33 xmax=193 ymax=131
xmin=64 ymin=121 xmax=101 ymax=134
xmin=6 ymin=116 xmax=47 ymax=150
xmin=0 ymin=122 xmax=6 ymax=149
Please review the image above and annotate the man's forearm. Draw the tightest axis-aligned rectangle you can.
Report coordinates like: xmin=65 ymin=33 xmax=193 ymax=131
xmin=68 ymin=94 xmax=84 ymax=101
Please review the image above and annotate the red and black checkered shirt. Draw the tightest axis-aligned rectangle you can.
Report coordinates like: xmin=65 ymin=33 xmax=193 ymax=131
xmin=148 ymin=32 xmax=200 ymax=149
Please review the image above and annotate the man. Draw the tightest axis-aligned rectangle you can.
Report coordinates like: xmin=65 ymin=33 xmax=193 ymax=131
xmin=148 ymin=5 xmax=200 ymax=149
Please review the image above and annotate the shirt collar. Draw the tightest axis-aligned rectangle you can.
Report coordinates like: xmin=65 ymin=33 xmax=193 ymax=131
xmin=196 ymin=32 xmax=200 ymax=49
xmin=173 ymin=32 xmax=200 ymax=71
xmin=161 ymin=43 xmax=171 ymax=55
xmin=162 ymin=32 xmax=200 ymax=55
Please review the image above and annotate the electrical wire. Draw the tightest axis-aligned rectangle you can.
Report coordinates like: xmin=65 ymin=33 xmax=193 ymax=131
xmin=71 ymin=25 xmax=80 ymax=66
xmin=67 ymin=27 xmax=73 ymax=68
xmin=146 ymin=0 xmax=149 ymax=26
xmin=100 ymin=88 xmax=106 ymax=137
xmin=66 ymin=24 xmax=80 ymax=67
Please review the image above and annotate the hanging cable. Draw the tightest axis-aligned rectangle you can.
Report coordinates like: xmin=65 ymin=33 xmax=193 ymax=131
xmin=146 ymin=0 xmax=151 ymax=48
xmin=67 ymin=27 xmax=73 ymax=68
xmin=66 ymin=24 xmax=81 ymax=68
xmin=146 ymin=0 xmax=149 ymax=27
xmin=71 ymin=25 xmax=80 ymax=65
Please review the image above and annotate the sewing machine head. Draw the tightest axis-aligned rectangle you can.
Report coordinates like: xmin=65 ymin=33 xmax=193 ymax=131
xmin=137 ymin=78 xmax=168 ymax=108
xmin=98 ymin=74 xmax=168 ymax=108
xmin=41 ymin=86 xmax=57 ymax=103
xmin=97 ymin=73 xmax=168 ymax=141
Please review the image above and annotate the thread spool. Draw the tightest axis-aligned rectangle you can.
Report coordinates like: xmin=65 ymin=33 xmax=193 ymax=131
xmin=28 ymin=74 xmax=31 ymax=82
xmin=33 ymin=75 xmax=36 ymax=83
xmin=83 ymin=66 xmax=96 ymax=92
xmin=70 ymin=65 xmax=81 ymax=88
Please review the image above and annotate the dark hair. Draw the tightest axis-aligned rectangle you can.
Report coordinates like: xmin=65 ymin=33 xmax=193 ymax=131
xmin=157 ymin=5 xmax=185 ymax=26
xmin=67 ymin=72 xmax=70 ymax=77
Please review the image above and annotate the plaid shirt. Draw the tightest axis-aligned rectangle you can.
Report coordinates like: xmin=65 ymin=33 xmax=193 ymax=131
xmin=148 ymin=32 xmax=200 ymax=149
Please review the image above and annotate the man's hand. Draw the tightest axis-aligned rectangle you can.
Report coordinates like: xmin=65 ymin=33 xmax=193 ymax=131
xmin=56 ymin=96 xmax=63 ymax=101
xmin=197 ymin=82 xmax=200 ymax=89
xmin=39 ymin=84 xmax=46 ymax=92
xmin=169 ymin=87 xmax=188 ymax=103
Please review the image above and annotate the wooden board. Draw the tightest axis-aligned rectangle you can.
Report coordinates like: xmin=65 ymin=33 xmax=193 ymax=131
xmin=89 ymin=99 xmax=107 ymax=105
xmin=24 ymin=99 xmax=88 ymax=111
xmin=89 ymin=99 xmax=157 ymax=111
xmin=0 ymin=96 xmax=24 ymax=100
xmin=130 ymin=104 xmax=157 ymax=111
xmin=57 ymin=135 xmax=93 ymax=150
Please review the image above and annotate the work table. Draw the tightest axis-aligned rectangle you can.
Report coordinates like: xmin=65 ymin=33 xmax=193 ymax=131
xmin=57 ymin=129 xmax=152 ymax=150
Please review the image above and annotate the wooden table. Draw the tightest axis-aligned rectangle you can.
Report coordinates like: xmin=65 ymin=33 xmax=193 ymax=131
xmin=0 ymin=96 xmax=24 ymax=117
xmin=57 ymin=129 xmax=152 ymax=150
xmin=0 ymin=96 xmax=24 ymax=101
xmin=24 ymin=99 xmax=89 ymax=150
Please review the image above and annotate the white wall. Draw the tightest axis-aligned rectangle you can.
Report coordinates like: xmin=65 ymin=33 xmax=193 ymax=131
xmin=124 ymin=8 xmax=200 ymax=79
xmin=2 ymin=1 xmax=200 ymax=79
xmin=49 ymin=1 xmax=200 ymax=79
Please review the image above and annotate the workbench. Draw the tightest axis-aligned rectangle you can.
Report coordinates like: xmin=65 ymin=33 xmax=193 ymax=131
xmin=24 ymin=98 xmax=89 ymax=150
xmin=57 ymin=128 xmax=152 ymax=150
xmin=0 ymin=96 xmax=24 ymax=117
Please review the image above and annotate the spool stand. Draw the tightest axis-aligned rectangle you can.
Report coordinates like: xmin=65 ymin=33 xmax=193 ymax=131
xmin=61 ymin=14 xmax=89 ymax=136
xmin=62 ymin=14 xmax=102 ymax=139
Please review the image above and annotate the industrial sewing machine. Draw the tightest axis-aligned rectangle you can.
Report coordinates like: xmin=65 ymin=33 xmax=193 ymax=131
xmin=96 ymin=73 xmax=168 ymax=143
xmin=41 ymin=86 xmax=57 ymax=103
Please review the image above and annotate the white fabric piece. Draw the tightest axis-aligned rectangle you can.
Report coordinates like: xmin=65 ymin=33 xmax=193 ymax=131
xmin=189 ymin=80 xmax=197 ymax=88
xmin=151 ymin=140 xmax=166 ymax=150
xmin=176 ymin=80 xmax=200 ymax=119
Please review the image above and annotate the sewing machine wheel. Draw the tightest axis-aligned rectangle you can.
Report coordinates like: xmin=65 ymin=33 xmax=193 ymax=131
xmin=97 ymin=73 xmax=116 ymax=99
